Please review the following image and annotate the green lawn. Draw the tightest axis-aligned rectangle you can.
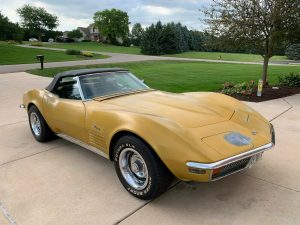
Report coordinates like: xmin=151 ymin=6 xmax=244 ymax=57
xmin=45 ymin=42 xmax=141 ymax=55
xmin=44 ymin=42 xmax=288 ymax=62
xmin=165 ymin=51 xmax=287 ymax=62
xmin=27 ymin=60 xmax=300 ymax=92
xmin=0 ymin=43 xmax=108 ymax=65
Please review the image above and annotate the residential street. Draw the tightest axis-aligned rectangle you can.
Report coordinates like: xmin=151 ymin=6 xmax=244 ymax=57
xmin=0 ymin=72 xmax=299 ymax=225
xmin=0 ymin=45 xmax=298 ymax=74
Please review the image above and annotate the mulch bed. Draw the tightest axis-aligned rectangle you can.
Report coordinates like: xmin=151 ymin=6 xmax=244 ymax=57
xmin=230 ymin=86 xmax=300 ymax=102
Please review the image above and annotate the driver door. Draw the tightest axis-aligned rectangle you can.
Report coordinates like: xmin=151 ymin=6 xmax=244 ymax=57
xmin=43 ymin=76 xmax=87 ymax=142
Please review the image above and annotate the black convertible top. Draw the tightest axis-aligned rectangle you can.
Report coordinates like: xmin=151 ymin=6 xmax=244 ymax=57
xmin=46 ymin=68 xmax=128 ymax=92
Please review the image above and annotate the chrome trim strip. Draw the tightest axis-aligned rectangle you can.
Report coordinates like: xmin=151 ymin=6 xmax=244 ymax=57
xmin=75 ymin=76 xmax=85 ymax=101
xmin=186 ymin=142 xmax=274 ymax=170
xmin=56 ymin=133 xmax=109 ymax=159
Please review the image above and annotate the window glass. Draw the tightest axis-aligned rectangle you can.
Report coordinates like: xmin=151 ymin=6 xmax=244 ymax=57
xmin=79 ymin=72 xmax=149 ymax=99
xmin=52 ymin=77 xmax=81 ymax=100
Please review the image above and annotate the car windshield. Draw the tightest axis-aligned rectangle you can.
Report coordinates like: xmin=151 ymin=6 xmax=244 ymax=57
xmin=79 ymin=72 xmax=150 ymax=99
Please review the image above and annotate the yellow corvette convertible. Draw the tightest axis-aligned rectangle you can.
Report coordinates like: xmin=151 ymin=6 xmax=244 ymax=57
xmin=21 ymin=68 xmax=275 ymax=199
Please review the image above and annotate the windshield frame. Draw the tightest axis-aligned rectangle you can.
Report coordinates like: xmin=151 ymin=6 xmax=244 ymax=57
xmin=77 ymin=71 xmax=150 ymax=101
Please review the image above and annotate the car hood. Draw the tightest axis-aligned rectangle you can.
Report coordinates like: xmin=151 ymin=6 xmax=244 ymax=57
xmin=94 ymin=91 xmax=235 ymax=128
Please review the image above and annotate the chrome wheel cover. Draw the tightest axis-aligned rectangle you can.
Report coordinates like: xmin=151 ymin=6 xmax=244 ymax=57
xmin=119 ymin=148 xmax=149 ymax=190
xmin=30 ymin=112 xmax=41 ymax=136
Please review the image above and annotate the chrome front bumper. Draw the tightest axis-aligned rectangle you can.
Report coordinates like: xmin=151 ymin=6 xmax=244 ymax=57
xmin=186 ymin=142 xmax=274 ymax=181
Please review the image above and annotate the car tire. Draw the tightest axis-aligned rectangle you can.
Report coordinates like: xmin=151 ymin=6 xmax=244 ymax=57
xmin=28 ymin=105 xmax=55 ymax=142
xmin=113 ymin=135 xmax=173 ymax=200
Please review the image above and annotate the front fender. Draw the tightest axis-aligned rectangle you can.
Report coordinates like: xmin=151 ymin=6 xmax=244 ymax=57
xmin=86 ymin=109 xmax=219 ymax=181
xmin=23 ymin=89 xmax=45 ymax=114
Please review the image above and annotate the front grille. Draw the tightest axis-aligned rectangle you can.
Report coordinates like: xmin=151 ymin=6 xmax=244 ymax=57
xmin=212 ymin=157 xmax=251 ymax=180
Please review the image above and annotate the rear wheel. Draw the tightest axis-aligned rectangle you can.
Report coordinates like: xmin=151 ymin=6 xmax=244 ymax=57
xmin=28 ymin=105 xmax=55 ymax=142
xmin=113 ymin=135 xmax=173 ymax=200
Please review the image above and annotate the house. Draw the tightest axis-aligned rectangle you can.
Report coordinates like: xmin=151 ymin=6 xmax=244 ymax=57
xmin=68 ymin=23 xmax=123 ymax=44
xmin=62 ymin=31 xmax=69 ymax=38
xmin=77 ymin=24 xmax=101 ymax=42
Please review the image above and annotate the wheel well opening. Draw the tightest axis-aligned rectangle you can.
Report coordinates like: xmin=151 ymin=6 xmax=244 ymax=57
xmin=109 ymin=130 xmax=173 ymax=180
xmin=109 ymin=131 xmax=134 ymax=161
xmin=27 ymin=103 xmax=35 ymax=111
xmin=109 ymin=131 xmax=158 ymax=161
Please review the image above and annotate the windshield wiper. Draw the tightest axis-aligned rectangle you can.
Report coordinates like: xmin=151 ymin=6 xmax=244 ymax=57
xmin=93 ymin=89 xmax=155 ymax=101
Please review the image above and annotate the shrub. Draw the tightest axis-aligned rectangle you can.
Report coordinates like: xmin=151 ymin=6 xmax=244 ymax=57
xmin=7 ymin=40 xmax=18 ymax=44
xmin=30 ymin=42 xmax=43 ymax=47
xmin=278 ymin=72 xmax=300 ymax=87
xmin=65 ymin=49 xmax=81 ymax=55
xmin=221 ymin=80 xmax=256 ymax=96
xmin=81 ymin=51 xmax=93 ymax=57
xmin=285 ymin=44 xmax=300 ymax=60
xmin=81 ymin=40 xmax=91 ymax=42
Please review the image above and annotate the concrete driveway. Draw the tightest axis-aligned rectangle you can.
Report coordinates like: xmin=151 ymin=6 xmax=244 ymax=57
xmin=0 ymin=72 xmax=299 ymax=225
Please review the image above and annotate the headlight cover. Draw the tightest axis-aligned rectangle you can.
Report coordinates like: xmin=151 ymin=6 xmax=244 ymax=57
xmin=224 ymin=132 xmax=252 ymax=146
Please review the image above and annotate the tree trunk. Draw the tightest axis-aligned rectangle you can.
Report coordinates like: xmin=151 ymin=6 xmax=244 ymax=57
xmin=262 ymin=56 xmax=269 ymax=86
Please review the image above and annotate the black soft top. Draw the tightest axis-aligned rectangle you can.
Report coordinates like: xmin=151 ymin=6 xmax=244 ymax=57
xmin=46 ymin=68 xmax=128 ymax=92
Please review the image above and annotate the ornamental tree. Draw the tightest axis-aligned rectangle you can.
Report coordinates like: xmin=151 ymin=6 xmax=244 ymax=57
xmin=17 ymin=4 xmax=59 ymax=41
xmin=94 ymin=9 xmax=129 ymax=45
xmin=68 ymin=29 xmax=83 ymax=40
xmin=0 ymin=12 xmax=23 ymax=42
xmin=203 ymin=0 xmax=300 ymax=85
xmin=131 ymin=23 xmax=144 ymax=46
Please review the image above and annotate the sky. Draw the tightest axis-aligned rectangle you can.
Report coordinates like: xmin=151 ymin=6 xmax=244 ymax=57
xmin=0 ymin=0 xmax=212 ymax=31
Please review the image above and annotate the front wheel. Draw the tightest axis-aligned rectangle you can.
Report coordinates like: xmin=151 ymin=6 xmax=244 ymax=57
xmin=113 ymin=135 xmax=173 ymax=200
xmin=28 ymin=105 xmax=55 ymax=142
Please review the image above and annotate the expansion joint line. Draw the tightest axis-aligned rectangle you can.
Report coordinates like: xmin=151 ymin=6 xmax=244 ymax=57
xmin=270 ymin=98 xmax=293 ymax=122
xmin=0 ymin=202 xmax=17 ymax=225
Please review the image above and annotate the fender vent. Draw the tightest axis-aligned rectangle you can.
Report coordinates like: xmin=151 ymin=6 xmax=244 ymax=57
xmin=89 ymin=131 xmax=106 ymax=149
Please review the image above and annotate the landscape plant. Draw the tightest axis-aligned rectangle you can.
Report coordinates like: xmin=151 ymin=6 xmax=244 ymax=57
xmin=278 ymin=72 xmax=300 ymax=87
xmin=221 ymin=81 xmax=256 ymax=96
xmin=65 ymin=49 xmax=81 ymax=55
xmin=7 ymin=40 xmax=18 ymax=44
xmin=81 ymin=52 xmax=93 ymax=57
